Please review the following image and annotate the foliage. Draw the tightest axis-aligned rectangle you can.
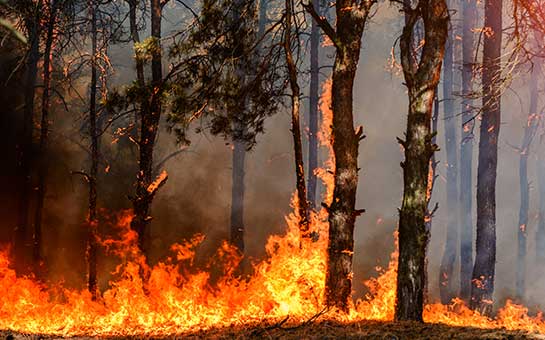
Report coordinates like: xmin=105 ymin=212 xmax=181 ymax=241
xmin=166 ymin=0 xmax=286 ymax=148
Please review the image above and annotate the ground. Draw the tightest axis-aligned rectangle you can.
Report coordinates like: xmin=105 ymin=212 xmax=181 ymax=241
xmin=2 ymin=320 xmax=545 ymax=339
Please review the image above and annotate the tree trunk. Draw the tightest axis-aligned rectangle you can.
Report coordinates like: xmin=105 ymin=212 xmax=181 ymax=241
xmin=230 ymin=139 xmax=246 ymax=252
xmin=309 ymin=0 xmax=373 ymax=312
xmin=307 ymin=0 xmax=320 ymax=210
xmin=460 ymin=0 xmax=477 ymax=302
xmin=15 ymin=3 xmax=41 ymax=273
xmin=87 ymin=0 xmax=99 ymax=300
xmin=130 ymin=0 xmax=165 ymax=256
xmin=395 ymin=0 xmax=448 ymax=322
xmin=33 ymin=0 xmax=57 ymax=275
xmin=515 ymin=59 xmax=539 ymax=300
xmin=470 ymin=0 xmax=502 ymax=316
xmin=284 ymin=0 xmax=309 ymax=239
xmin=439 ymin=8 xmax=459 ymax=304
xmin=537 ymin=137 xmax=545 ymax=262
xmin=128 ymin=0 xmax=145 ymax=88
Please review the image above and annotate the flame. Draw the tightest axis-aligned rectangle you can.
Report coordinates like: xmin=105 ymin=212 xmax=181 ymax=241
xmin=0 ymin=76 xmax=544 ymax=337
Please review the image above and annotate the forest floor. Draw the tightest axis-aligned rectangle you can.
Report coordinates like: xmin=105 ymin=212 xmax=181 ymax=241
xmin=2 ymin=320 xmax=545 ymax=339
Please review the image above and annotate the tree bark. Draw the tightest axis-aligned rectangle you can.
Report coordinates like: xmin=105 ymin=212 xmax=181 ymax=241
xmin=87 ymin=0 xmax=99 ymax=300
xmin=470 ymin=0 xmax=502 ymax=316
xmin=130 ymin=0 xmax=166 ymax=256
xmin=303 ymin=0 xmax=375 ymax=312
xmin=284 ymin=0 xmax=310 ymax=238
xmin=307 ymin=0 xmax=320 ymax=210
xmin=33 ymin=0 xmax=58 ymax=275
xmin=395 ymin=0 xmax=448 ymax=322
xmin=439 ymin=6 xmax=459 ymax=304
xmin=15 ymin=2 xmax=41 ymax=273
xmin=537 ymin=136 xmax=545 ymax=262
xmin=515 ymin=59 xmax=539 ymax=300
xmin=460 ymin=0 xmax=477 ymax=303
xmin=230 ymin=139 xmax=246 ymax=252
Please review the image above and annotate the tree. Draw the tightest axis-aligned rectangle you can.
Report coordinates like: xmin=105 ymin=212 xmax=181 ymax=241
xmin=395 ymin=0 xmax=448 ymax=321
xmin=460 ymin=0 xmax=477 ymax=302
xmin=32 ymin=0 xmax=62 ymax=276
xmin=306 ymin=0 xmax=320 ymax=210
xmin=167 ymin=0 xmax=284 ymax=255
xmin=86 ymin=0 xmax=99 ymax=300
xmin=515 ymin=55 xmax=540 ymax=300
xmin=439 ymin=0 xmax=458 ymax=304
xmin=129 ymin=0 xmax=170 ymax=257
xmin=304 ymin=0 xmax=376 ymax=311
xmin=284 ymin=0 xmax=310 ymax=238
xmin=470 ymin=0 xmax=502 ymax=315
xmin=12 ymin=0 xmax=43 ymax=273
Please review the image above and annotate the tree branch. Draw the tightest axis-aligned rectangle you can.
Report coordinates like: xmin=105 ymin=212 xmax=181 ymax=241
xmin=302 ymin=1 xmax=338 ymax=49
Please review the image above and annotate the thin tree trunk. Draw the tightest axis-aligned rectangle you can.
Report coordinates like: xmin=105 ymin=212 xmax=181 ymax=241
xmin=87 ymin=0 xmax=99 ymax=300
xmin=130 ymin=0 xmax=166 ymax=256
xmin=515 ymin=60 xmax=539 ymax=300
xmin=15 ymin=2 xmax=41 ymax=273
xmin=33 ymin=0 xmax=57 ymax=275
xmin=307 ymin=0 xmax=320 ymax=209
xmin=230 ymin=139 xmax=246 ymax=252
xmin=460 ymin=0 xmax=477 ymax=302
xmin=128 ymin=0 xmax=145 ymax=88
xmin=395 ymin=0 xmax=448 ymax=322
xmin=439 ymin=7 xmax=459 ymax=303
xmin=470 ymin=0 xmax=502 ymax=315
xmin=537 ymin=135 xmax=545 ymax=262
xmin=284 ymin=0 xmax=309 ymax=238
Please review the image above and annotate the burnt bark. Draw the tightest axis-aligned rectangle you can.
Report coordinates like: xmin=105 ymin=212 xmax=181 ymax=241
xmin=395 ymin=0 xmax=448 ymax=322
xmin=15 ymin=2 xmax=41 ymax=273
xmin=33 ymin=0 xmax=58 ymax=275
xmin=230 ymin=139 xmax=246 ymax=252
xmin=307 ymin=0 xmax=320 ymax=209
xmin=439 ymin=7 xmax=459 ymax=304
xmin=515 ymin=60 xmax=539 ymax=300
xmin=87 ymin=0 xmax=99 ymax=300
xmin=130 ymin=0 xmax=167 ymax=256
xmin=460 ymin=0 xmax=477 ymax=302
xmin=284 ymin=0 xmax=310 ymax=238
xmin=470 ymin=0 xmax=502 ymax=316
xmin=304 ymin=0 xmax=376 ymax=312
xmin=305 ymin=0 xmax=375 ymax=312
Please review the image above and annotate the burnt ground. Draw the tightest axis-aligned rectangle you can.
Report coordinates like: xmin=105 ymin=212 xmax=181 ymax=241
xmin=2 ymin=320 xmax=545 ymax=340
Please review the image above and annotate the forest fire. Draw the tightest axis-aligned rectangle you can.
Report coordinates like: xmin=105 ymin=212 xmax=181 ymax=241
xmin=0 ymin=209 xmax=544 ymax=337
xmin=0 ymin=78 xmax=543 ymax=338
xmin=3 ymin=0 xmax=545 ymax=337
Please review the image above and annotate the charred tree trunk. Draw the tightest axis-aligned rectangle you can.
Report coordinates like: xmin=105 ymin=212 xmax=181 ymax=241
xmin=128 ymin=0 xmax=145 ymax=89
xmin=230 ymin=139 xmax=246 ymax=252
xmin=305 ymin=0 xmax=375 ymax=312
xmin=470 ymin=0 xmax=502 ymax=315
xmin=87 ymin=0 xmax=99 ymax=300
xmin=515 ymin=60 xmax=539 ymax=300
xmin=460 ymin=0 xmax=477 ymax=302
xmin=15 ymin=3 xmax=41 ymax=273
xmin=439 ymin=8 xmax=459 ymax=304
xmin=284 ymin=0 xmax=310 ymax=238
xmin=395 ymin=0 xmax=448 ymax=322
xmin=307 ymin=0 xmax=320 ymax=209
xmin=33 ymin=0 xmax=58 ymax=274
xmin=130 ymin=0 xmax=167 ymax=256
xmin=33 ymin=0 xmax=55 ymax=268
